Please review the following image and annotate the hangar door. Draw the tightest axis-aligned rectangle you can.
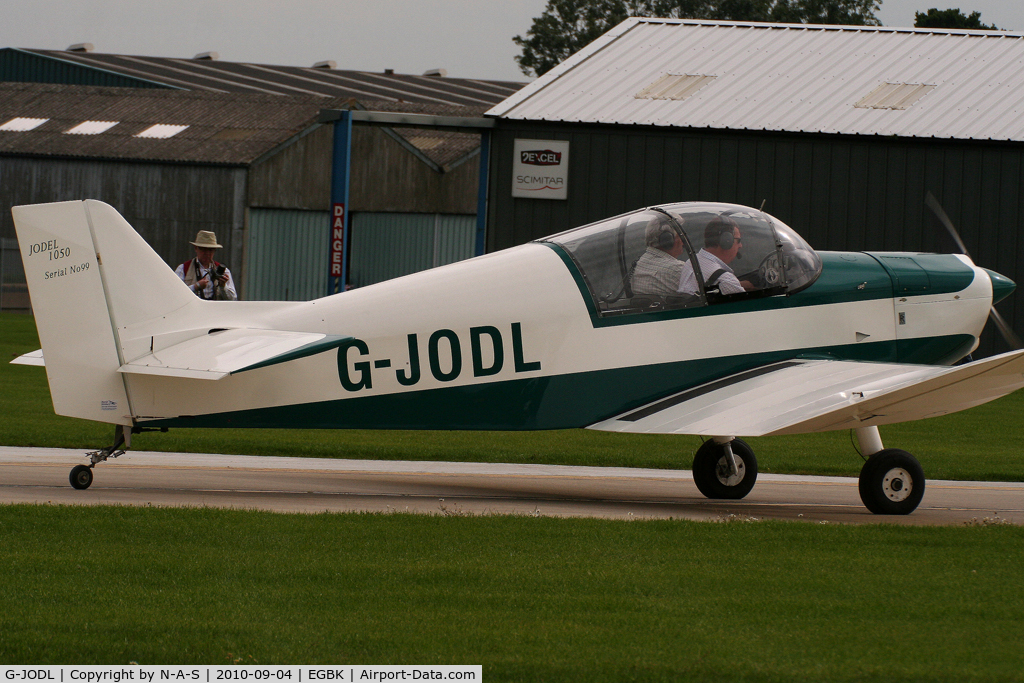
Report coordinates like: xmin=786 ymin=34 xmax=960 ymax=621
xmin=247 ymin=208 xmax=328 ymax=301
xmin=348 ymin=212 xmax=476 ymax=289
xmin=247 ymin=209 xmax=475 ymax=300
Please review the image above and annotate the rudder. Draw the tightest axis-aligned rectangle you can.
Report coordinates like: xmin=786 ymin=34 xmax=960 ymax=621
xmin=13 ymin=200 xmax=197 ymax=425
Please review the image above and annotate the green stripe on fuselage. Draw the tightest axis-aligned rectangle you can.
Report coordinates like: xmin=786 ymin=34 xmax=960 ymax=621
xmin=138 ymin=335 xmax=973 ymax=432
xmin=542 ymin=244 xmax=976 ymax=327
xmin=544 ymin=246 xmax=897 ymax=326
xmin=868 ymin=252 xmax=976 ymax=296
xmin=232 ymin=335 xmax=354 ymax=375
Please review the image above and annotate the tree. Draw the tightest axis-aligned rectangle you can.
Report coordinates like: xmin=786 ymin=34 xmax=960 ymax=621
xmin=914 ymin=8 xmax=999 ymax=30
xmin=513 ymin=0 xmax=630 ymax=79
xmin=771 ymin=0 xmax=881 ymax=25
xmin=514 ymin=0 xmax=882 ymax=77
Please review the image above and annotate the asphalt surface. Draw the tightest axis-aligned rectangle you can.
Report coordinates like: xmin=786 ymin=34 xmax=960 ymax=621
xmin=1 ymin=446 xmax=1021 ymax=525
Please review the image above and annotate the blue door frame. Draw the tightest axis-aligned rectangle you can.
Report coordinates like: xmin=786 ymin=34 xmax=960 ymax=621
xmin=324 ymin=109 xmax=494 ymax=297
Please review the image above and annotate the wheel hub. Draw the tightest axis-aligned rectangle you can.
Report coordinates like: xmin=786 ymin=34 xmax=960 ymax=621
xmin=882 ymin=467 xmax=913 ymax=502
xmin=715 ymin=456 xmax=746 ymax=487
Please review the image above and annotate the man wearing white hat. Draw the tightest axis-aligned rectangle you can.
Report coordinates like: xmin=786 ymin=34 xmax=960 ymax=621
xmin=175 ymin=230 xmax=237 ymax=300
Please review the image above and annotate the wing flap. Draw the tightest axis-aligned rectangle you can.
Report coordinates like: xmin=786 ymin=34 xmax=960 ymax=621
xmin=11 ymin=349 xmax=45 ymax=366
xmin=589 ymin=350 xmax=1024 ymax=436
xmin=118 ymin=329 xmax=351 ymax=380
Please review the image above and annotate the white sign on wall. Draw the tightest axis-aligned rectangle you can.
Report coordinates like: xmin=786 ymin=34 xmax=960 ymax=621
xmin=512 ymin=139 xmax=569 ymax=200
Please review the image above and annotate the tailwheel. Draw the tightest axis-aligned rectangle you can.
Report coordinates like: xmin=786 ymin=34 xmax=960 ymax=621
xmin=692 ymin=438 xmax=758 ymax=499
xmin=71 ymin=424 xmax=131 ymax=490
xmin=69 ymin=464 xmax=93 ymax=490
xmin=858 ymin=449 xmax=925 ymax=515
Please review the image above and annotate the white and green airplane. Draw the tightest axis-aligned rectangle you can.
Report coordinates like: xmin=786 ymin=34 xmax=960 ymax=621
xmin=11 ymin=199 xmax=1024 ymax=514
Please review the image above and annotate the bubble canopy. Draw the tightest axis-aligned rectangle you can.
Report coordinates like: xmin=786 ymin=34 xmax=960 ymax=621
xmin=542 ymin=202 xmax=822 ymax=318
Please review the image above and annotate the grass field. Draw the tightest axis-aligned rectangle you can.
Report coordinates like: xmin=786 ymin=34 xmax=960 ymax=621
xmin=3 ymin=311 xmax=1023 ymax=480
xmin=2 ymin=505 xmax=1023 ymax=680
xmin=4 ymin=313 xmax=1024 ymax=678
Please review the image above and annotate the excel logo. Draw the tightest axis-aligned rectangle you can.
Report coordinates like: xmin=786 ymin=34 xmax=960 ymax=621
xmin=520 ymin=150 xmax=562 ymax=166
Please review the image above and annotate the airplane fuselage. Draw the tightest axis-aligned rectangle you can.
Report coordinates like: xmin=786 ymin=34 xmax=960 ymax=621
xmin=15 ymin=199 xmax=1021 ymax=511
xmin=127 ymin=245 xmax=993 ymax=431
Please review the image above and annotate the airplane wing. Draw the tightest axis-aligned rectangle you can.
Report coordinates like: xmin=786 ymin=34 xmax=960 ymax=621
xmin=118 ymin=329 xmax=352 ymax=380
xmin=589 ymin=350 xmax=1024 ymax=436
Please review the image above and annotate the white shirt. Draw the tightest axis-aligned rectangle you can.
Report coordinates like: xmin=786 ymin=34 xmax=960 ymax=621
xmin=175 ymin=259 xmax=238 ymax=300
xmin=679 ymin=249 xmax=744 ymax=296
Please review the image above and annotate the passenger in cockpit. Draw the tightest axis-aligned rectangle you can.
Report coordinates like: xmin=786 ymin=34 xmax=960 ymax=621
xmin=680 ymin=216 xmax=749 ymax=296
xmin=630 ymin=215 xmax=688 ymax=296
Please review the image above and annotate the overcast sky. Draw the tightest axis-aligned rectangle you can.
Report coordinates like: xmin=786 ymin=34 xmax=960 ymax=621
xmin=1 ymin=1 xmax=1020 ymax=83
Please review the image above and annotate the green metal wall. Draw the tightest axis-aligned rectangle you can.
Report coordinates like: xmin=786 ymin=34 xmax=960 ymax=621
xmin=487 ymin=121 xmax=1024 ymax=356
xmin=247 ymin=208 xmax=328 ymax=301
xmin=349 ymin=212 xmax=476 ymax=289
xmin=247 ymin=209 xmax=476 ymax=299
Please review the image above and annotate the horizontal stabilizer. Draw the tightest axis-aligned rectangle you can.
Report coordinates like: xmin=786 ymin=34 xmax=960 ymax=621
xmin=589 ymin=350 xmax=1024 ymax=437
xmin=10 ymin=349 xmax=45 ymax=366
xmin=119 ymin=329 xmax=351 ymax=380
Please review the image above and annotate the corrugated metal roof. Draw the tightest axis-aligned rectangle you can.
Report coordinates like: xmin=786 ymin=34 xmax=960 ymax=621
xmin=0 ymin=82 xmax=487 ymax=167
xmin=488 ymin=18 xmax=1024 ymax=142
xmin=0 ymin=81 xmax=350 ymax=164
xmin=6 ymin=48 xmax=524 ymax=107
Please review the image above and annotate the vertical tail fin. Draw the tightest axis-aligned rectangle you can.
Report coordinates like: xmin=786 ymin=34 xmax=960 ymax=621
xmin=12 ymin=200 xmax=196 ymax=425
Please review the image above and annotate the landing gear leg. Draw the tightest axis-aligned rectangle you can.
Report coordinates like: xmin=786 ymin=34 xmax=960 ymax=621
xmin=855 ymin=426 xmax=925 ymax=515
xmin=70 ymin=424 xmax=131 ymax=490
xmin=692 ymin=436 xmax=758 ymax=499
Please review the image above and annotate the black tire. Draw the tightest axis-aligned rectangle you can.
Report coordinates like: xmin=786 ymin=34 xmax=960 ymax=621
xmin=692 ymin=438 xmax=758 ymax=499
xmin=858 ymin=449 xmax=925 ymax=515
xmin=69 ymin=465 xmax=93 ymax=490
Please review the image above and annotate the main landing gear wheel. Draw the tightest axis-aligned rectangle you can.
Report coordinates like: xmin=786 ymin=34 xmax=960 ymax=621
xmin=692 ymin=438 xmax=758 ymax=499
xmin=69 ymin=465 xmax=93 ymax=490
xmin=858 ymin=449 xmax=925 ymax=515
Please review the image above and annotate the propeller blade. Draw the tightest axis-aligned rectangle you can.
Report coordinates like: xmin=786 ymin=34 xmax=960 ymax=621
xmin=924 ymin=191 xmax=969 ymax=257
xmin=989 ymin=306 xmax=1023 ymax=350
xmin=925 ymin=194 xmax=1021 ymax=350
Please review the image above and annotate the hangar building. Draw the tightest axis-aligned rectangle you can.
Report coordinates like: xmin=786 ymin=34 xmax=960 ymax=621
xmin=0 ymin=48 xmax=522 ymax=305
xmin=484 ymin=19 xmax=1024 ymax=355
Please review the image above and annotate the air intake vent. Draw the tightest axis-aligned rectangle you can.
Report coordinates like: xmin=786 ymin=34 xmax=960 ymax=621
xmin=856 ymin=82 xmax=936 ymax=110
xmin=635 ymin=74 xmax=717 ymax=100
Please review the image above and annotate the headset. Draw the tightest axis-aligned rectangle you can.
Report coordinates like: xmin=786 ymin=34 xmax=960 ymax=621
xmin=717 ymin=229 xmax=735 ymax=250
xmin=646 ymin=220 xmax=679 ymax=251
xmin=656 ymin=225 xmax=677 ymax=251
xmin=705 ymin=217 xmax=738 ymax=250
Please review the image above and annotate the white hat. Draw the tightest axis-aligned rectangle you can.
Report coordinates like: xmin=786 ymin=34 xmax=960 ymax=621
xmin=190 ymin=231 xmax=222 ymax=249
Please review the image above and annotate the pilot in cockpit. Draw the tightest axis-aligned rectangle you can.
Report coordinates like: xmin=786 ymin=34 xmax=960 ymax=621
xmin=630 ymin=215 xmax=688 ymax=296
xmin=679 ymin=216 xmax=751 ymax=296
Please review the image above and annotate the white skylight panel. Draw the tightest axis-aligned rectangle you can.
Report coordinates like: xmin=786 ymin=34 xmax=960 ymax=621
xmin=855 ymin=83 xmax=937 ymax=110
xmin=0 ymin=117 xmax=49 ymax=132
xmin=65 ymin=120 xmax=120 ymax=135
xmin=135 ymin=124 xmax=190 ymax=139
xmin=635 ymin=74 xmax=717 ymax=100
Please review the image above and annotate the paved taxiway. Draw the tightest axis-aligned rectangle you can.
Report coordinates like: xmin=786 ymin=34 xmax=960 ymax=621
xmin=1 ymin=446 xmax=1021 ymax=525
